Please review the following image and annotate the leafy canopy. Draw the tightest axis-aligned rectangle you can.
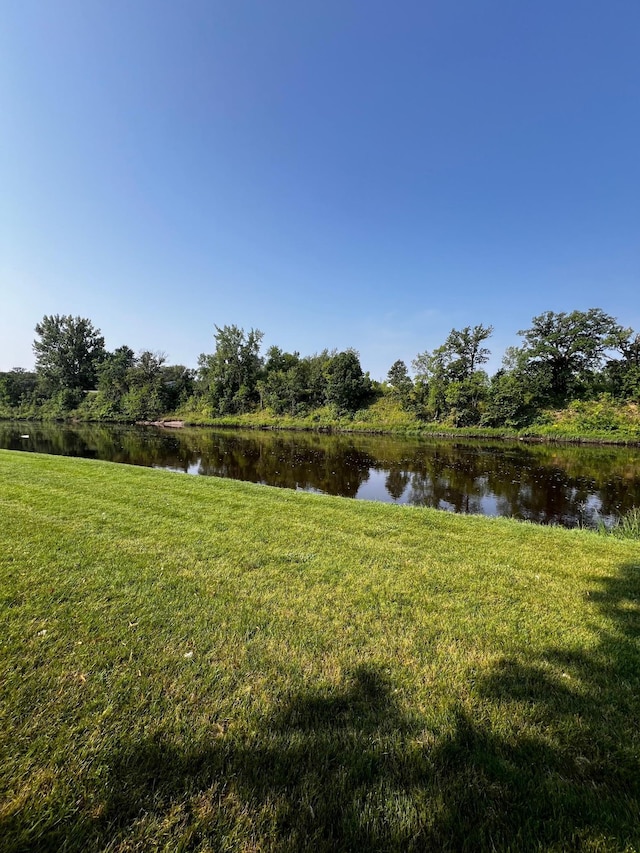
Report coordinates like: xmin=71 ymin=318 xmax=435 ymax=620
xmin=517 ymin=309 xmax=626 ymax=403
xmin=33 ymin=314 xmax=106 ymax=392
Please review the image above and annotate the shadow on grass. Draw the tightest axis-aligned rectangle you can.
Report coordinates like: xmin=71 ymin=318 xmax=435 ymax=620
xmin=4 ymin=562 xmax=640 ymax=852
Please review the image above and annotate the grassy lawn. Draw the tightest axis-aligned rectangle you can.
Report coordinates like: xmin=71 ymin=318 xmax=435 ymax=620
xmin=1 ymin=449 xmax=639 ymax=852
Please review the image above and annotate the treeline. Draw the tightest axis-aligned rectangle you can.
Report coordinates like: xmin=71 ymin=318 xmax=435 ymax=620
xmin=392 ymin=309 xmax=640 ymax=428
xmin=0 ymin=317 xmax=372 ymax=421
xmin=1 ymin=309 xmax=639 ymax=427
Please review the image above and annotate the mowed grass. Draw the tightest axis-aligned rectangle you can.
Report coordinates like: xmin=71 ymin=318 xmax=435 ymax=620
xmin=1 ymin=451 xmax=639 ymax=852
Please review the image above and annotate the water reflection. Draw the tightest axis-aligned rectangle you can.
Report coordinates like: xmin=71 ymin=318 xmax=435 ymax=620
xmin=2 ymin=422 xmax=639 ymax=528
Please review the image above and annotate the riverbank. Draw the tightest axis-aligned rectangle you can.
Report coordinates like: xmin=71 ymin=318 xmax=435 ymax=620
xmin=175 ymin=415 xmax=640 ymax=446
xmin=1 ymin=450 xmax=639 ymax=851
xmin=2 ymin=394 xmax=639 ymax=445
xmin=173 ymin=395 xmax=640 ymax=445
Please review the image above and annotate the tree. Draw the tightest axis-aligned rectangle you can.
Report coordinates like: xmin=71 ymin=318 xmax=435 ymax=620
xmin=93 ymin=348 xmax=195 ymax=420
xmin=159 ymin=364 xmax=196 ymax=411
xmin=604 ymin=329 xmax=640 ymax=401
xmin=258 ymin=349 xmax=306 ymax=415
xmin=442 ymin=324 xmax=493 ymax=380
xmin=387 ymin=360 xmax=413 ymax=396
xmin=325 ymin=350 xmax=371 ymax=413
xmin=412 ymin=324 xmax=493 ymax=422
xmin=517 ymin=309 xmax=624 ymax=405
xmin=120 ymin=351 xmax=168 ymax=420
xmin=198 ymin=325 xmax=264 ymax=414
xmin=445 ymin=372 xmax=490 ymax=426
xmin=263 ymin=346 xmax=300 ymax=375
xmin=0 ymin=368 xmax=38 ymax=408
xmin=130 ymin=351 xmax=167 ymax=384
xmin=412 ymin=347 xmax=448 ymax=420
xmin=482 ymin=346 xmax=542 ymax=428
xmin=33 ymin=314 xmax=106 ymax=393
xmin=617 ymin=330 xmax=640 ymax=368
xmin=304 ymin=351 xmax=333 ymax=408
xmin=97 ymin=346 xmax=136 ymax=404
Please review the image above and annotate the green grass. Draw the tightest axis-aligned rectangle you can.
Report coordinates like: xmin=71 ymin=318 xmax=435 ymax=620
xmin=608 ymin=507 xmax=640 ymax=540
xmin=1 ymin=450 xmax=639 ymax=852
xmin=4 ymin=392 xmax=640 ymax=445
xmin=173 ymin=395 xmax=514 ymax=437
xmin=174 ymin=396 xmax=640 ymax=445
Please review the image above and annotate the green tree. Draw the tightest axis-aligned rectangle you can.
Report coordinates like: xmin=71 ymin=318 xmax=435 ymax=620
xmin=258 ymin=350 xmax=307 ymax=415
xmin=0 ymin=368 xmax=38 ymax=408
xmin=93 ymin=348 xmax=194 ymax=420
xmin=412 ymin=348 xmax=448 ymax=419
xmin=618 ymin=330 xmax=640 ymax=367
xmin=442 ymin=324 xmax=493 ymax=380
xmin=198 ymin=325 xmax=264 ymax=415
xmin=517 ymin=309 xmax=625 ymax=405
xmin=305 ymin=351 xmax=332 ymax=408
xmin=445 ymin=372 xmax=491 ymax=426
xmin=263 ymin=346 xmax=300 ymax=375
xmin=159 ymin=364 xmax=196 ymax=411
xmin=483 ymin=346 xmax=548 ymax=428
xmin=121 ymin=351 xmax=167 ymax=420
xmin=33 ymin=314 xmax=106 ymax=394
xmin=605 ymin=330 xmax=640 ymax=401
xmin=413 ymin=324 xmax=493 ymax=422
xmin=325 ymin=350 xmax=371 ymax=414
xmin=386 ymin=360 xmax=414 ymax=402
xmin=97 ymin=346 xmax=136 ymax=406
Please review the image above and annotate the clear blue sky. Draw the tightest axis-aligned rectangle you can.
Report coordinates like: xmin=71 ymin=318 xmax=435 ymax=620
xmin=2 ymin=0 xmax=639 ymax=379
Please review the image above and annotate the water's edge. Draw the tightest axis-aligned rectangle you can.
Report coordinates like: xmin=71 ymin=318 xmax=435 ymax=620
xmin=2 ymin=420 xmax=639 ymax=529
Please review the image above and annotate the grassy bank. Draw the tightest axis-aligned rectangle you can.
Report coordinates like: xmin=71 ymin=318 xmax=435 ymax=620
xmin=175 ymin=395 xmax=640 ymax=445
xmin=175 ymin=395 xmax=517 ymax=438
xmin=3 ymin=393 xmax=640 ymax=445
xmin=1 ymin=451 xmax=640 ymax=851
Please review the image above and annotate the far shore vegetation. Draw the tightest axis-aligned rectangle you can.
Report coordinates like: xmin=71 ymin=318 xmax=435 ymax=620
xmin=1 ymin=308 xmax=640 ymax=442
xmin=1 ymin=449 xmax=640 ymax=851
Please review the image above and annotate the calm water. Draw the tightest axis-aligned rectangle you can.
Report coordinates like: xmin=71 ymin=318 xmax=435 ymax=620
xmin=2 ymin=421 xmax=640 ymax=529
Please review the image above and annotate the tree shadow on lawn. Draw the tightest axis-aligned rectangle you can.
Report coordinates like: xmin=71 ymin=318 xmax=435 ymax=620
xmin=5 ymin=562 xmax=640 ymax=852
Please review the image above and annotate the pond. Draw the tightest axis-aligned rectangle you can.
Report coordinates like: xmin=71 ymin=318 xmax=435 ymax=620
xmin=2 ymin=421 xmax=640 ymax=529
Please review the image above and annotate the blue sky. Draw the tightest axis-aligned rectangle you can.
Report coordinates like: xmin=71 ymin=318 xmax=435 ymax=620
xmin=2 ymin=0 xmax=639 ymax=379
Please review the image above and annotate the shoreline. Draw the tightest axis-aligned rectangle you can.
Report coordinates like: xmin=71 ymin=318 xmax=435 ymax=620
xmin=2 ymin=413 xmax=639 ymax=446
